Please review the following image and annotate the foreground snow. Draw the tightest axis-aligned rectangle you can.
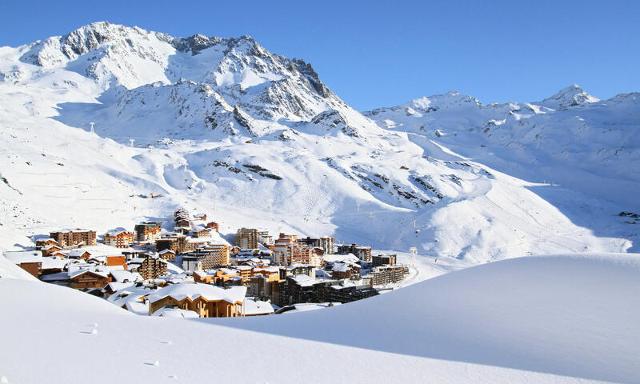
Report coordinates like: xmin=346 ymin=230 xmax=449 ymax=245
xmin=1 ymin=253 xmax=638 ymax=383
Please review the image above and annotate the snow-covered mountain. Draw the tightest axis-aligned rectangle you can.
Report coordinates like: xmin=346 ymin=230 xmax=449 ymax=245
xmin=0 ymin=22 xmax=637 ymax=263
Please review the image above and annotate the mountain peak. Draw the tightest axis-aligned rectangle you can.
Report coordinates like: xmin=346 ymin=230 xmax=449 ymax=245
xmin=540 ymin=84 xmax=599 ymax=109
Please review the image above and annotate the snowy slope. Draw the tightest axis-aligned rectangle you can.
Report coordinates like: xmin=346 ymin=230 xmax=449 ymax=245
xmin=1 ymin=253 xmax=638 ymax=383
xmin=366 ymin=88 xmax=640 ymax=254
xmin=0 ymin=22 xmax=636 ymax=264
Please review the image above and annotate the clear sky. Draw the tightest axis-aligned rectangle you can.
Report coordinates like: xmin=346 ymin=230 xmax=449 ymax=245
xmin=0 ymin=0 xmax=638 ymax=110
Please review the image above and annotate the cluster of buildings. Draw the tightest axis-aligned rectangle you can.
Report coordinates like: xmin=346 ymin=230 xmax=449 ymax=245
xmin=6 ymin=208 xmax=409 ymax=319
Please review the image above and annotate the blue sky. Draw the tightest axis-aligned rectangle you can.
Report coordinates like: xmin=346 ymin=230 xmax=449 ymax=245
xmin=0 ymin=0 xmax=638 ymax=109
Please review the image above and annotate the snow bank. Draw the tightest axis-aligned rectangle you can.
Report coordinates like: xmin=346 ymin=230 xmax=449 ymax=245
xmin=0 ymin=253 xmax=638 ymax=383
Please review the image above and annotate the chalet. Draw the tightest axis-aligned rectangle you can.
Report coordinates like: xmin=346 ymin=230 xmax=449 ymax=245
xmin=68 ymin=270 xmax=112 ymax=290
xmin=331 ymin=262 xmax=361 ymax=280
xmin=3 ymin=250 xmax=43 ymax=277
xmin=148 ymin=284 xmax=246 ymax=318
xmin=66 ymin=248 xmax=92 ymax=260
xmin=103 ymin=228 xmax=135 ymax=248
xmin=41 ymin=244 xmax=63 ymax=257
xmin=107 ymin=286 xmax=155 ymax=315
xmin=110 ymin=269 xmax=142 ymax=283
xmin=158 ymin=249 xmax=176 ymax=261
xmin=35 ymin=238 xmax=59 ymax=249
xmin=206 ymin=221 xmax=219 ymax=232
xmin=19 ymin=261 xmax=42 ymax=277
xmin=152 ymin=308 xmax=200 ymax=318
xmin=40 ymin=258 xmax=68 ymax=275
xmin=243 ymin=298 xmax=275 ymax=316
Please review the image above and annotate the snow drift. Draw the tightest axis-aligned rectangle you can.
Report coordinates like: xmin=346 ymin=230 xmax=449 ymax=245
xmin=0 ymin=253 xmax=638 ymax=383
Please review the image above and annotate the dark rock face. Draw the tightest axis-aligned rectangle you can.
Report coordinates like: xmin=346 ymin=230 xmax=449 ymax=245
xmin=291 ymin=59 xmax=331 ymax=98
xmin=172 ymin=34 xmax=222 ymax=55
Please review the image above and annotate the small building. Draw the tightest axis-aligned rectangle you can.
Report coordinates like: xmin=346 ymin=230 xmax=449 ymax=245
xmin=66 ymin=248 xmax=92 ymax=260
xmin=19 ymin=261 xmax=42 ymax=277
xmin=68 ymin=270 xmax=112 ymax=290
xmin=206 ymin=222 xmax=219 ymax=232
xmin=41 ymin=244 xmax=63 ymax=257
xmin=35 ymin=238 xmax=59 ymax=249
xmin=331 ymin=262 xmax=360 ymax=280
xmin=243 ymin=298 xmax=275 ymax=316
xmin=158 ymin=249 xmax=176 ymax=261
xmin=148 ymin=284 xmax=246 ymax=318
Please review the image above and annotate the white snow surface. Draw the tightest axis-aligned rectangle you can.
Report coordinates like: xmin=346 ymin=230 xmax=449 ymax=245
xmin=1 ymin=253 xmax=638 ymax=383
xmin=0 ymin=22 xmax=637 ymax=264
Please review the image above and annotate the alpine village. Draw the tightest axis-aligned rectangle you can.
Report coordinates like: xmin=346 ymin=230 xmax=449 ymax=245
xmin=4 ymin=208 xmax=409 ymax=318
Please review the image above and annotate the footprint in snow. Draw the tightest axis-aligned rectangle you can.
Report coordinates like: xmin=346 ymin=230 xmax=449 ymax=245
xmin=145 ymin=361 xmax=160 ymax=367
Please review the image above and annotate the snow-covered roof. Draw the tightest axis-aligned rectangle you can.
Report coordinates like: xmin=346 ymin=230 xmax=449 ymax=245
xmin=107 ymin=282 xmax=135 ymax=292
xmin=41 ymin=258 xmax=68 ymax=270
xmin=152 ymin=307 xmax=199 ymax=319
xmin=109 ymin=270 xmax=142 ymax=283
xmin=67 ymin=248 xmax=91 ymax=258
xmin=291 ymin=274 xmax=316 ymax=287
xmin=243 ymin=299 xmax=275 ymax=316
xmin=125 ymin=300 xmax=149 ymax=315
xmin=332 ymin=262 xmax=351 ymax=272
xmin=40 ymin=271 xmax=70 ymax=281
xmin=323 ymin=253 xmax=359 ymax=264
xmin=105 ymin=227 xmax=130 ymax=236
xmin=3 ymin=250 xmax=42 ymax=263
xmin=68 ymin=269 xmax=109 ymax=279
xmin=148 ymin=283 xmax=246 ymax=304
